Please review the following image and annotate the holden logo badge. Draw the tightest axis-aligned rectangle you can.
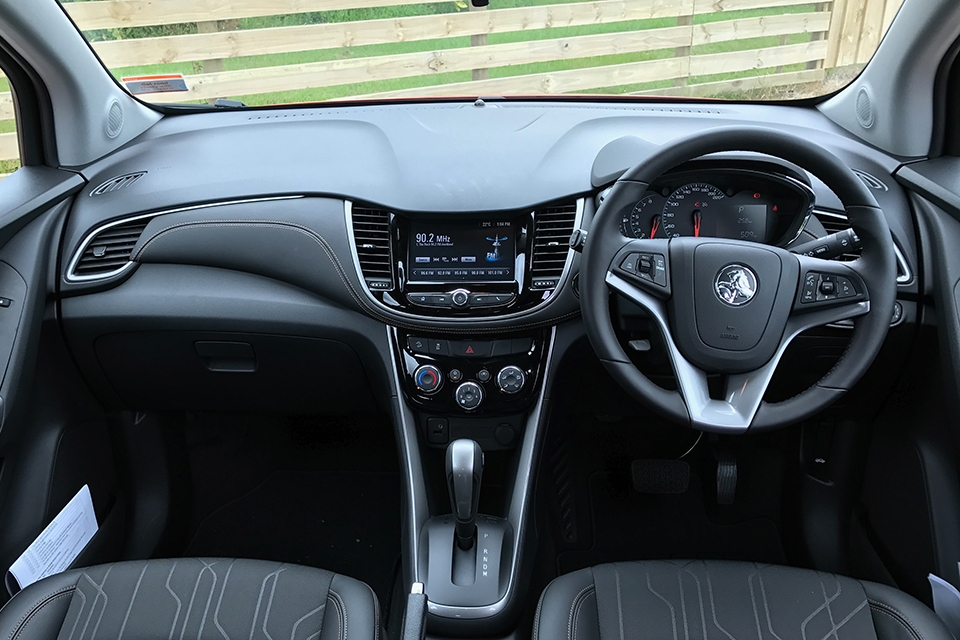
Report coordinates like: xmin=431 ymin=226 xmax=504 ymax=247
xmin=715 ymin=264 xmax=758 ymax=306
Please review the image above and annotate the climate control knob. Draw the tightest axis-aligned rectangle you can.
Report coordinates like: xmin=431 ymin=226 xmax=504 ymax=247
xmin=414 ymin=365 xmax=443 ymax=395
xmin=497 ymin=366 xmax=526 ymax=394
xmin=455 ymin=381 xmax=484 ymax=411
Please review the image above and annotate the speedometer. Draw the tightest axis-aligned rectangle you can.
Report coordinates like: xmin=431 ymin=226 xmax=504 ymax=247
xmin=662 ymin=183 xmax=725 ymax=237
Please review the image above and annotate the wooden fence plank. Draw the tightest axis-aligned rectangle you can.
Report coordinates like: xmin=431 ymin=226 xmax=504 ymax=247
xmin=693 ymin=0 xmax=819 ymax=13
xmin=147 ymin=26 xmax=695 ymax=101
xmin=693 ymin=12 xmax=830 ymax=46
xmin=91 ymin=0 xmax=696 ymax=67
xmin=0 ymin=132 xmax=19 ymax=162
xmin=65 ymin=0 xmax=440 ymax=30
xmin=689 ymin=40 xmax=827 ymax=75
xmin=834 ymin=0 xmax=865 ymax=66
xmin=856 ymin=0 xmax=886 ymax=63
xmin=824 ymin=0 xmax=847 ymax=67
xmin=881 ymin=0 xmax=903 ymax=34
xmin=346 ymin=56 xmax=689 ymax=98
xmin=638 ymin=67 xmax=824 ymax=95
xmin=68 ymin=0 xmax=818 ymax=32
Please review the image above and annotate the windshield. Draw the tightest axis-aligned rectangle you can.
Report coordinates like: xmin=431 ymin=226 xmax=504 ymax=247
xmin=63 ymin=0 xmax=901 ymax=106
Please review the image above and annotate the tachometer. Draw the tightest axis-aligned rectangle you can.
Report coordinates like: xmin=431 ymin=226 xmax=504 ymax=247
xmin=620 ymin=195 xmax=661 ymax=239
xmin=662 ymin=183 xmax=725 ymax=237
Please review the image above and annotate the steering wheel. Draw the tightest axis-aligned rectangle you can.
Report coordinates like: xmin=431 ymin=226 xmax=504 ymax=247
xmin=581 ymin=127 xmax=897 ymax=433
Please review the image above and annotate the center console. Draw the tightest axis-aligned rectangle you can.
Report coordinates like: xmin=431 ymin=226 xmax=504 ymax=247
xmin=361 ymin=203 xmax=581 ymax=635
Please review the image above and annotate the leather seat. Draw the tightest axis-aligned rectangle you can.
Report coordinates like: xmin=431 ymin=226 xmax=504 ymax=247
xmin=0 ymin=558 xmax=379 ymax=640
xmin=534 ymin=560 xmax=952 ymax=640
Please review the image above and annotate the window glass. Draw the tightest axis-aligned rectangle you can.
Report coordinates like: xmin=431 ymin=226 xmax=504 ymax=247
xmin=0 ymin=71 xmax=19 ymax=179
xmin=63 ymin=0 xmax=904 ymax=106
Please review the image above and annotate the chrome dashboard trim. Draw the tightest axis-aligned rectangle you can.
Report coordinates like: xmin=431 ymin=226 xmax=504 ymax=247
xmin=344 ymin=200 xmax=583 ymax=323
xmin=64 ymin=196 xmax=305 ymax=283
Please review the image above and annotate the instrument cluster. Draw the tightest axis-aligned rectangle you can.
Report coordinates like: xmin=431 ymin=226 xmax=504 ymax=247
xmin=614 ymin=167 xmax=814 ymax=246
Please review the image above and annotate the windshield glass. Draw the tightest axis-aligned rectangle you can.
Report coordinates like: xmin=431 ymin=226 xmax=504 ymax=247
xmin=62 ymin=0 xmax=902 ymax=106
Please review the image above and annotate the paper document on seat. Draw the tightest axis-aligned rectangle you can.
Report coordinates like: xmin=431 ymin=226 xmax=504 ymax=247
xmin=6 ymin=485 xmax=97 ymax=593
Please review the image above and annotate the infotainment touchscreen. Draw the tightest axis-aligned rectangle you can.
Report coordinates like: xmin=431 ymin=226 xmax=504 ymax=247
xmin=408 ymin=220 xmax=515 ymax=283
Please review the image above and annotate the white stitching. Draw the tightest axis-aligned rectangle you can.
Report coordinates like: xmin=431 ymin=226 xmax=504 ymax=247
xmin=566 ymin=585 xmax=595 ymax=640
xmin=868 ymin=600 xmax=924 ymax=640
xmin=572 ymin=588 xmax=596 ymax=640
xmin=7 ymin=588 xmax=75 ymax=640
xmin=328 ymin=589 xmax=347 ymax=640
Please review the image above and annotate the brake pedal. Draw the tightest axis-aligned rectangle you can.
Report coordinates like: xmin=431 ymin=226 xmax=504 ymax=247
xmin=631 ymin=459 xmax=691 ymax=494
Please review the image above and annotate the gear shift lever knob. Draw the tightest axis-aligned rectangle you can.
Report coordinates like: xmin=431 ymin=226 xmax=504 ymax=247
xmin=445 ymin=439 xmax=483 ymax=550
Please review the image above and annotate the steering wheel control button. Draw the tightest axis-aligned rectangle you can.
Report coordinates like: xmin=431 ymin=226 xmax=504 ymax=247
xmin=449 ymin=369 xmax=463 ymax=383
xmin=800 ymin=271 xmax=863 ymax=305
xmin=429 ymin=339 xmax=449 ymax=356
xmin=714 ymin=264 xmax=758 ymax=306
xmin=414 ymin=365 xmax=443 ymax=395
xmin=620 ymin=253 xmax=640 ymax=274
xmin=455 ymin=382 xmax=483 ymax=411
xmin=497 ymin=366 xmax=526 ymax=394
xmin=477 ymin=369 xmax=492 ymax=383
xmin=408 ymin=336 xmax=429 ymax=354
xmin=800 ymin=273 xmax=818 ymax=303
xmin=451 ymin=340 xmax=491 ymax=358
xmin=451 ymin=289 xmax=470 ymax=307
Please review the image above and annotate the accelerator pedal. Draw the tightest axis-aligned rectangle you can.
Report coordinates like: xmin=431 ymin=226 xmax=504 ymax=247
xmin=716 ymin=449 xmax=738 ymax=505
xmin=631 ymin=459 xmax=691 ymax=494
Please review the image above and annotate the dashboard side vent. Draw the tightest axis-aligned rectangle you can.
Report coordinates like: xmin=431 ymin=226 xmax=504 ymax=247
xmin=530 ymin=201 xmax=578 ymax=289
xmin=90 ymin=171 xmax=146 ymax=196
xmin=72 ymin=218 xmax=150 ymax=278
xmin=853 ymin=169 xmax=888 ymax=191
xmin=352 ymin=206 xmax=394 ymax=290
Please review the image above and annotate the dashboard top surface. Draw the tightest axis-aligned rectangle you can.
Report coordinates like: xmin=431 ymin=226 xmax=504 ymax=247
xmin=73 ymin=100 xmax=903 ymax=221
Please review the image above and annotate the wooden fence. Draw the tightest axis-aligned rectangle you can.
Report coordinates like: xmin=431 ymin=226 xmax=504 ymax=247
xmin=0 ymin=0 xmax=904 ymax=167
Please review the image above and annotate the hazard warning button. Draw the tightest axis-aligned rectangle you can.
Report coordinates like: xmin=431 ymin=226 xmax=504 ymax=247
xmin=449 ymin=340 xmax=491 ymax=358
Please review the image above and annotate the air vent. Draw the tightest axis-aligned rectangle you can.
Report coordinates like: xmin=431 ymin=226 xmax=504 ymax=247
xmin=90 ymin=171 xmax=146 ymax=196
xmin=72 ymin=218 xmax=150 ymax=279
xmin=853 ymin=169 xmax=888 ymax=191
xmin=352 ymin=206 xmax=394 ymax=290
xmin=530 ymin=201 xmax=578 ymax=289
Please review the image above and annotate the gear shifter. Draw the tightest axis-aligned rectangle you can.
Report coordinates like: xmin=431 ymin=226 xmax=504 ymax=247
xmin=445 ymin=439 xmax=483 ymax=550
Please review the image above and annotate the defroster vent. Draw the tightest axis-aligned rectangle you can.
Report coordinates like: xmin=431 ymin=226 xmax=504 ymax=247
xmin=352 ymin=206 xmax=394 ymax=290
xmin=530 ymin=201 xmax=578 ymax=289
xmin=71 ymin=218 xmax=149 ymax=279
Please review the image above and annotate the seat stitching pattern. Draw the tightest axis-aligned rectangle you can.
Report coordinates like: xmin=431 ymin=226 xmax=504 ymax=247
xmin=868 ymin=600 xmax=924 ymax=640
xmin=361 ymin=580 xmax=379 ymax=640
xmin=645 ymin=569 xmax=678 ymax=640
xmin=566 ymin=585 xmax=594 ymax=640
xmin=572 ymin=589 xmax=596 ymax=640
xmin=328 ymin=589 xmax=347 ymax=640
xmin=6 ymin=587 xmax=75 ymax=640
xmin=133 ymin=219 xmax=581 ymax=334
xmin=324 ymin=595 xmax=341 ymax=640
xmin=532 ymin=585 xmax=547 ymax=640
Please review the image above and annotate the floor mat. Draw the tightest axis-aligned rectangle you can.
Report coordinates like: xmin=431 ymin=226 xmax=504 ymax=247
xmin=557 ymin=470 xmax=787 ymax=574
xmin=185 ymin=469 xmax=401 ymax=607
